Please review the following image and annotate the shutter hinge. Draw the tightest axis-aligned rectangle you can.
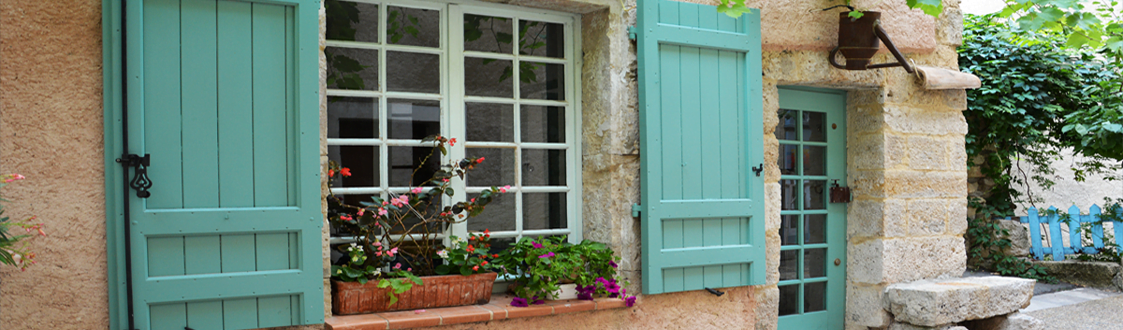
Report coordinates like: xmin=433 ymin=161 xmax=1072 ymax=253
xmin=631 ymin=203 xmax=642 ymax=217
xmin=627 ymin=26 xmax=638 ymax=40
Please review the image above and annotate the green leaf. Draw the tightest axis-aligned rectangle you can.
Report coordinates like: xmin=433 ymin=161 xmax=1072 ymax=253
xmin=716 ymin=0 xmax=752 ymax=18
xmin=436 ymin=264 xmax=451 ymax=275
xmin=460 ymin=266 xmax=472 ymax=276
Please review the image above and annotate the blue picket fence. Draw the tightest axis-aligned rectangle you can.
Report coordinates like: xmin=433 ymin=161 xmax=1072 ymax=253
xmin=1013 ymin=205 xmax=1123 ymax=261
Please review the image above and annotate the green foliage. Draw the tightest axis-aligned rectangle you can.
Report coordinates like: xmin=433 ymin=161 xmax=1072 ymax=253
xmin=960 ymin=14 xmax=1123 ymax=212
xmin=377 ymin=270 xmax=423 ymax=306
xmin=721 ymin=0 xmax=943 ymax=19
xmin=0 ymin=174 xmax=43 ymax=270
xmin=494 ymin=236 xmax=623 ymax=301
xmin=966 ymin=198 xmax=1057 ymax=283
xmin=434 ymin=232 xmax=499 ymax=276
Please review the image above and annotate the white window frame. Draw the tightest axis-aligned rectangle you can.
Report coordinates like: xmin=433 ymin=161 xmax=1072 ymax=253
xmin=325 ymin=0 xmax=584 ymax=245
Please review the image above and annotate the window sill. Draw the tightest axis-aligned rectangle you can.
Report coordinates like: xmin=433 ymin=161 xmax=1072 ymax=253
xmin=325 ymin=295 xmax=630 ymax=330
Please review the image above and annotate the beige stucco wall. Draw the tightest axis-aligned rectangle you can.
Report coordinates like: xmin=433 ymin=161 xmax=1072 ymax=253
xmin=0 ymin=0 xmax=110 ymax=328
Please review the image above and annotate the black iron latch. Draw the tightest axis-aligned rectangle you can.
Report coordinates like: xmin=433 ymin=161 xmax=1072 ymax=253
xmin=116 ymin=154 xmax=152 ymax=198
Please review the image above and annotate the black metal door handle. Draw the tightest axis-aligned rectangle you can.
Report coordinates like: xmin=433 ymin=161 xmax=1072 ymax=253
xmin=116 ymin=154 xmax=152 ymax=198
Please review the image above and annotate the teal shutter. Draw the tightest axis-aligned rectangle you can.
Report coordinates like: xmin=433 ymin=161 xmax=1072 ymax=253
xmin=124 ymin=0 xmax=323 ymax=328
xmin=636 ymin=0 xmax=765 ymax=294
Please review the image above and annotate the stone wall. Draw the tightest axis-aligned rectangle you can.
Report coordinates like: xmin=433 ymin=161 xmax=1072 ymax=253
xmin=0 ymin=0 xmax=109 ymax=328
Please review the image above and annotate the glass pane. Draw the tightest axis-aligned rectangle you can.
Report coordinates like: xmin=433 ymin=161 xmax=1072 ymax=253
xmin=468 ymin=192 xmax=516 ymax=232
xmin=778 ymin=285 xmax=799 ymax=316
xmin=325 ymin=47 xmax=378 ymax=91
xmin=328 ymin=97 xmax=378 ymax=139
xmin=337 ymin=194 xmax=378 ymax=211
xmin=804 ymin=214 xmax=826 ymax=244
xmin=804 ymin=248 xmax=826 ymax=278
xmin=325 ymin=1 xmax=378 ymax=43
xmin=803 ymin=146 xmax=826 ymax=176
xmin=780 ymin=250 xmax=798 ymax=281
xmin=466 ymin=103 xmax=514 ymax=142
xmin=522 ymin=149 xmax=566 ymax=186
xmin=803 ymin=111 xmax=827 ymax=142
xmin=781 ymin=179 xmax=799 ymax=210
xmin=388 ymin=146 xmax=439 ymax=187
xmin=466 ymin=148 xmax=515 ymax=187
xmin=805 ymin=282 xmax=826 ymax=313
xmin=780 ymin=215 xmax=799 ymax=246
xmin=465 ymin=57 xmax=514 ymax=98
xmin=776 ymin=110 xmax=798 ymax=141
xmin=524 ymin=193 xmax=567 ymax=230
xmin=518 ymin=20 xmax=564 ymax=58
xmin=521 ymin=105 xmax=565 ymax=143
xmin=520 ymin=62 xmax=565 ymax=100
xmin=387 ymin=6 xmax=439 ymax=47
xmin=804 ymin=180 xmax=826 ymax=210
xmin=330 ymin=146 xmax=379 ymax=187
xmin=464 ymin=14 xmax=514 ymax=54
xmin=386 ymin=51 xmax=439 ymax=94
xmin=486 ymin=237 xmax=516 ymax=256
xmin=779 ymin=144 xmax=798 ymax=175
xmin=387 ymin=99 xmax=440 ymax=140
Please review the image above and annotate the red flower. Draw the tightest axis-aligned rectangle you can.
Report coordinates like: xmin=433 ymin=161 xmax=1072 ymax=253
xmin=449 ymin=138 xmax=457 ymax=146
xmin=328 ymin=169 xmax=335 ymax=177
xmin=340 ymin=167 xmax=352 ymax=177
xmin=481 ymin=261 xmax=488 ymax=266
xmin=473 ymin=265 xmax=479 ymax=271
xmin=476 ymin=157 xmax=485 ymax=164
xmin=492 ymin=254 xmax=499 ymax=258
xmin=467 ymin=245 xmax=475 ymax=252
xmin=484 ymin=229 xmax=490 ymax=234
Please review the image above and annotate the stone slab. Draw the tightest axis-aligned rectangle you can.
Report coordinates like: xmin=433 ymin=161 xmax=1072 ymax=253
xmin=885 ymin=276 xmax=1035 ymax=327
xmin=1032 ymin=260 xmax=1121 ymax=290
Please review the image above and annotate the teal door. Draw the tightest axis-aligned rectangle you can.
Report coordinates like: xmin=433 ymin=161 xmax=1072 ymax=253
xmin=776 ymin=88 xmax=847 ymax=330
xmin=123 ymin=0 xmax=323 ymax=328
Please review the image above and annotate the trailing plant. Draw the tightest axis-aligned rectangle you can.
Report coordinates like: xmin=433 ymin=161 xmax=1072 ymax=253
xmin=0 ymin=174 xmax=45 ymax=271
xmin=326 ymin=135 xmax=509 ymax=305
xmin=716 ymin=0 xmax=942 ymax=19
xmin=966 ymin=197 xmax=1056 ymax=283
xmin=495 ymin=236 xmax=635 ymax=307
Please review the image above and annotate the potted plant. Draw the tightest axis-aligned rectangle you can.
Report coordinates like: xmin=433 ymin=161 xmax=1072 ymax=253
xmin=327 ymin=136 xmax=509 ymax=315
xmin=495 ymin=236 xmax=636 ymax=307
xmin=0 ymin=173 xmax=45 ymax=271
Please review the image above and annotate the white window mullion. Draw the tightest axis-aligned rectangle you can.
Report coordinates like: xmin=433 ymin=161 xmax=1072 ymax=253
xmin=447 ymin=4 xmax=469 ymax=239
xmin=566 ymin=17 xmax=582 ymax=243
xmin=378 ymin=3 xmax=389 ymax=202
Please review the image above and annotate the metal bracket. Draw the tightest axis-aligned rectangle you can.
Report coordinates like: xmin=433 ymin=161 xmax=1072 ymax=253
xmin=632 ymin=203 xmax=642 ymax=217
xmin=752 ymin=163 xmax=763 ymax=177
xmin=116 ymin=153 xmax=152 ymax=198
xmin=627 ymin=26 xmax=638 ymax=40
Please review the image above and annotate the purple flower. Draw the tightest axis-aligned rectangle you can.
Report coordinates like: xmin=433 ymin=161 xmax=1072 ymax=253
xmin=511 ymin=297 xmax=529 ymax=307
xmin=625 ymin=296 xmax=637 ymax=307
xmin=609 ymin=260 xmax=618 ymax=268
xmin=577 ymin=291 xmax=593 ymax=300
xmin=532 ymin=297 xmax=545 ymax=305
xmin=532 ymin=241 xmax=544 ymax=249
xmin=538 ymin=252 xmax=555 ymax=259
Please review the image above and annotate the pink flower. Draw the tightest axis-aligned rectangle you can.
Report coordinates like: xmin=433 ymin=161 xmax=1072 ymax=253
xmin=373 ymin=242 xmax=382 ymax=246
xmin=375 ymin=251 xmax=382 ymax=256
xmin=625 ymin=296 xmax=637 ymax=307
xmin=532 ymin=241 xmax=544 ymax=249
xmin=394 ymin=263 xmax=402 ymax=269
xmin=378 ymin=208 xmax=388 ymax=216
xmin=340 ymin=215 xmax=353 ymax=221
xmin=356 ymin=209 xmax=365 ymax=216
xmin=407 ymin=268 xmax=412 ymax=272
xmin=538 ymin=252 xmax=555 ymax=259
xmin=500 ymin=185 xmax=511 ymax=193
xmin=414 ymin=309 xmax=426 ymax=314
xmin=411 ymin=187 xmax=424 ymax=194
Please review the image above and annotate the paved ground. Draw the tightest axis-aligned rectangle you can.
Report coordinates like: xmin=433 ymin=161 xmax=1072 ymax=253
xmin=1022 ymin=287 xmax=1121 ymax=312
xmin=1025 ymin=294 xmax=1123 ymax=330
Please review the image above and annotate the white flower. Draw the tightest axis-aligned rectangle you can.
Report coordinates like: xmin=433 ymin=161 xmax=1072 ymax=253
xmin=437 ymin=250 xmax=449 ymax=259
xmin=348 ymin=242 xmax=363 ymax=252
xmin=372 ymin=268 xmax=382 ymax=276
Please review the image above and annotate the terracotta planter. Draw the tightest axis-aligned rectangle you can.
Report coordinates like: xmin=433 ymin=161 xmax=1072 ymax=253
xmin=332 ymin=272 xmax=497 ymax=315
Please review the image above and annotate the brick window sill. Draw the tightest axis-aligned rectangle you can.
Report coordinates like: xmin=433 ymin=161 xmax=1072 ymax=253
xmin=325 ymin=295 xmax=630 ymax=330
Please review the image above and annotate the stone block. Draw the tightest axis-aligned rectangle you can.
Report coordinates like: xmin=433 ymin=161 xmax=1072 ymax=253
xmin=1115 ymin=270 xmax=1122 ymax=291
xmin=947 ymin=199 xmax=968 ymax=236
xmin=765 ymin=182 xmax=781 ymax=231
xmin=888 ymin=323 xmax=963 ymax=330
xmin=850 ymin=237 xmax=965 ymax=285
xmin=765 ymin=230 xmax=781 ymax=286
xmin=850 ymin=133 xmax=907 ymax=170
xmin=883 ymin=171 xmax=967 ymax=199
xmin=908 ymin=199 xmax=949 ymax=237
xmin=885 ymin=276 xmax=1035 ymax=327
xmin=995 ymin=219 xmax=1030 ymax=257
xmin=880 ymin=105 xmax=969 ymax=136
xmin=845 ymin=282 xmax=891 ymax=329
xmin=847 ymin=198 xmax=908 ymax=240
xmin=754 ymin=285 xmax=779 ymax=330
xmin=1032 ymin=260 xmax=1121 ymax=289
xmin=907 ymin=136 xmax=950 ymax=171
xmin=961 ymin=312 xmax=1045 ymax=330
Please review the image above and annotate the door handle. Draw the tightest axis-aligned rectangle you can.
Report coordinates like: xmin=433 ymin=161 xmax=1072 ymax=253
xmin=116 ymin=154 xmax=152 ymax=198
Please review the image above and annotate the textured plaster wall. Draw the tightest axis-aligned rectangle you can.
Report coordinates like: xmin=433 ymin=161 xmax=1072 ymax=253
xmin=0 ymin=0 xmax=110 ymax=328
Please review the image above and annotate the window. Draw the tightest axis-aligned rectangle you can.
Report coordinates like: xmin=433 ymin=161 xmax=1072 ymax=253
xmin=325 ymin=0 xmax=582 ymax=257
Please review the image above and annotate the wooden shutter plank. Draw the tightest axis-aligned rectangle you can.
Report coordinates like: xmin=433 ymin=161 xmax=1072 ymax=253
xmin=659 ymin=45 xmax=682 ymax=201
xmin=148 ymin=236 xmax=185 ymax=277
xmin=258 ymin=295 xmax=295 ymax=327
xmin=186 ymin=301 xmax=224 ymax=330
xmin=180 ymin=0 xmax=221 ymax=209
xmin=252 ymin=3 xmax=291 ymax=207
xmin=221 ymin=234 xmax=258 ymax=273
xmin=255 ymin=232 xmax=292 ymax=271
xmin=223 ymin=298 xmax=260 ymax=329
xmin=217 ymin=0 xmax=256 ymax=208
xmin=184 ymin=235 xmax=222 ymax=275
xmin=679 ymin=46 xmax=703 ymax=200
xmin=143 ymin=0 xmax=184 ymax=209
xmin=150 ymin=303 xmax=187 ymax=330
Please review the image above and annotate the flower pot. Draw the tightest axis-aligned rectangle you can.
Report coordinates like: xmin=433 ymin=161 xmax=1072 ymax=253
xmin=547 ymin=283 xmax=578 ymax=300
xmin=332 ymin=272 xmax=497 ymax=315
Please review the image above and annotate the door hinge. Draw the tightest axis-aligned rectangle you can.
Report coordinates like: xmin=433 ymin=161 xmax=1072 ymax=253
xmin=627 ymin=26 xmax=638 ymax=40
xmin=632 ymin=203 xmax=642 ymax=217
xmin=116 ymin=154 xmax=152 ymax=198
